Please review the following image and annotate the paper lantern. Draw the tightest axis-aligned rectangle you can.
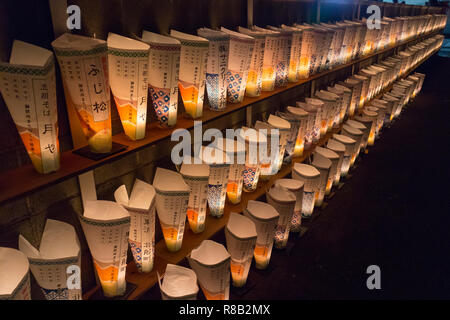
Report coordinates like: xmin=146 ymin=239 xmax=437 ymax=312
xmin=141 ymin=31 xmax=180 ymax=127
xmin=107 ymin=33 xmax=149 ymax=141
xmin=267 ymin=114 xmax=290 ymax=173
xmin=316 ymin=26 xmax=334 ymax=72
xmin=158 ymin=264 xmax=198 ymax=300
xmin=188 ymin=240 xmax=230 ymax=300
xmin=332 ymin=134 xmax=356 ymax=177
xmin=267 ymin=26 xmax=290 ymax=87
xmin=341 ymin=124 xmax=364 ymax=166
xmin=79 ymin=200 xmax=130 ymax=297
xmin=214 ymin=138 xmax=246 ymax=205
xmin=281 ymin=25 xmax=302 ymax=82
xmin=359 ymin=69 xmax=378 ymax=101
xmin=153 ymin=167 xmax=190 ymax=252
xmin=244 ymin=200 xmax=279 ymax=270
xmin=412 ymin=72 xmax=425 ymax=94
xmin=305 ymin=98 xmax=327 ymax=137
xmin=220 ymin=27 xmax=255 ymax=103
xmin=296 ymin=26 xmax=315 ymax=79
xmin=197 ymin=28 xmax=229 ymax=111
xmin=370 ymin=100 xmax=389 ymax=132
xmin=237 ymin=27 xmax=266 ymax=97
xmin=315 ymin=91 xmax=340 ymax=132
xmin=285 ymin=106 xmax=309 ymax=157
xmin=114 ymin=179 xmax=156 ymax=272
xmin=329 ymin=84 xmax=351 ymax=124
xmin=200 ymin=146 xmax=230 ymax=218
xmin=275 ymin=179 xmax=304 ymax=233
xmin=365 ymin=106 xmax=384 ymax=138
xmin=0 ymin=40 xmax=60 ymax=173
xmin=292 ymin=163 xmax=320 ymax=218
xmin=180 ymin=161 xmax=209 ymax=233
xmin=326 ymin=139 xmax=346 ymax=185
xmin=0 ymin=248 xmax=30 ymax=300
xmin=254 ymin=120 xmax=276 ymax=180
xmin=225 ymin=213 xmax=257 ymax=287
xmin=340 ymin=78 xmax=362 ymax=117
xmin=406 ymin=75 xmax=420 ymax=99
xmin=170 ymin=30 xmax=208 ymax=119
xmin=321 ymin=23 xmax=345 ymax=68
xmin=361 ymin=109 xmax=378 ymax=146
xmin=239 ymin=127 xmax=267 ymax=192
xmin=348 ymin=117 xmax=368 ymax=144
xmin=253 ymin=26 xmax=279 ymax=91
xmin=307 ymin=27 xmax=328 ymax=74
xmin=353 ymin=74 xmax=370 ymax=111
xmin=312 ymin=152 xmax=331 ymax=207
xmin=52 ymin=33 xmax=112 ymax=154
xmin=336 ymin=22 xmax=356 ymax=63
xmin=296 ymin=101 xmax=321 ymax=147
xmin=19 ymin=219 xmax=81 ymax=300
xmin=382 ymin=94 xmax=400 ymax=122
xmin=266 ymin=185 xmax=296 ymax=249
xmin=315 ymin=146 xmax=339 ymax=196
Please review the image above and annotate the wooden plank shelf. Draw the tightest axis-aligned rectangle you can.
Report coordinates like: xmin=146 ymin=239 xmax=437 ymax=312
xmin=0 ymin=29 xmax=442 ymax=206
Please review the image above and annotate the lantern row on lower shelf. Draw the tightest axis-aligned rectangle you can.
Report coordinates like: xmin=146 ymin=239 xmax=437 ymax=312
xmin=0 ymin=14 xmax=445 ymax=175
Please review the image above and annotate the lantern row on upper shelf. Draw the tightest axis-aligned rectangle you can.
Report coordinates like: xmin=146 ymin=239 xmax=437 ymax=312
xmin=0 ymin=27 xmax=438 ymax=299
xmin=0 ymin=14 xmax=446 ymax=174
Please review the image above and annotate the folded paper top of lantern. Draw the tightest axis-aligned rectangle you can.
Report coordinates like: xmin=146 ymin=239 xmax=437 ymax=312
xmin=253 ymin=25 xmax=280 ymax=35
xmin=334 ymin=84 xmax=351 ymax=93
xmin=107 ymin=32 xmax=149 ymax=51
xmin=158 ymin=264 xmax=198 ymax=299
xmin=238 ymin=26 xmax=268 ymax=38
xmin=0 ymin=247 xmax=29 ymax=296
xmin=275 ymin=178 xmax=304 ymax=192
xmin=383 ymin=93 xmax=400 ymax=102
xmin=342 ymin=124 xmax=364 ymax=136
xmin=180 ymin=162 xmax=210 ymax=179
xmin=286 ymin=106 xmax=309 ymax=118
xmin=200 ymin=146 xmax=231 ymax=165
xmin=246 ymin=200 xmax=279 ymax=221
xmin=170 ymin=30 xmax=209 ymax=46
xmin=220 ymin=27 xmax=254 ymax=42
xmin=153 ymin=167 xmax=190 ymax=194
xmin=293 ymin=163 xmax=320 ymax=179
xmin=371 ymin=99 xmax=388 ymax=107
xmin=6 ymin=40 xmax=53 ymax=67
xmin=333 ymin=133 xmax=356 ymax=145
xmin=280 ymin=24 xmax=303 ymax=34
xmin=190 ymin=240 xmax=230 ymax=267
xmin=114 ymin=179 xmax=155 ymax=211
xmin=198 ymin=28 xmax=230 ymax=41
xmin=83 ymin=200 xmax=130 ymax=221
xmin=267 ymin=185 xmax=297 ymax=204
xmin=353 ymin=115 xmax=374 ymax=125
xmin=226 ymin=212 xmax=257 ymax=240
xmin=239 ymin=126 xmax=267 ymax=145
xmin=19 ymin=219 xmax=79 ymax=260
xmin=296 ymin=101 xmax=320 ymax=114
xmin=305 ymin=97 xmax=325 ymax=108
xmin=268 ymin=25 xmax=292 ymax=35
xmin=327 ymin=139 xmax=346 ymax=153
xmin=365 ymin=106 xmax=380 ymax=114
xmin=214 ymin=137 xmax=246 ymax=156
xmin=267 ymin=114 xmax=291 ymax=130
xmin=141 ymin=30 xmax=181 ymax=47
xmin=313 ymin=152 xmax=332 ymax=170
xmin=52 ymin=33 xmax=106 ymax=51
xmin=362 ymin=110 xmax=378 ymax=119
xmin=315 ymin=146 xmax=340 ymax=160
xmin=346 ymin=119 xmax=367 ymax=131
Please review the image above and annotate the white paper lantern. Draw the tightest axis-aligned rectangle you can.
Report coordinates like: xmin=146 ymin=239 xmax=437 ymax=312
xmin=332 ymin=134 xmax=356 ymax=177
xmin=296 ymin=101 xmax=321 ymax=148
xmin=312 ymin=152 xmax=332 ymax=207
xmin=341 ymin=124 xmax=364 ymax=166
xmin=326 ymin=138 xmax=346 ymax=185
xmin=158 ymin=264 xmax=198 ymax=300
xmin=275 ymin=179 xmax=304 ymax=233
xmin=253 ymin=26 xmax=279 ymax=91
xmin=0 ymin=247 xmax=31 ymax=300
xmin=292 ymin=163 xmax=320 ymax=218
xmin=239 ymin=127 xmax=267 ymax=192
xmin=346 ymin=119 xmax=369 ymax=151
xmin=315 ymin=146 xmax=340 ymax=196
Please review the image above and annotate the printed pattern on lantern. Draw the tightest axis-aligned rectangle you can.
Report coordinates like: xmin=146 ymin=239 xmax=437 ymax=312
xmin=302 ymin=191 xmax=315 ymax=217
xmin=226 ymin=71 xmax=243 ymax=103
xmin=274 ymin=225 xmax=286 ymax=242
xmin=207 ymin=184 xmax=225 ymax=217
xmin=290 ymin=211 xmax=302 ymax=232
xmin=275 ymin=61 xmax=287 ymax=87
xmin=206 ymin=73 xmax=221 ymax=110
xmin=129 ymin=239 xmax=143 ymax=271
xmin=149 ymin=85 xmax=171 ymax=126
xmin=243 ymin=166 xmax=259 ymax=192
xmin=42 ymin=288 xmax=68 ymax=300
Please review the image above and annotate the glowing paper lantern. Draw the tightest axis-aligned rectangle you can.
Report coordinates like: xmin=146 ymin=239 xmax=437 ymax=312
xmin=253 ymin=26 xmax=279 ymax=91
xmin=285 ymin=106 xmax=309 ymax=157
xmin=267 ymin=26 xmax=290 ymax=87
xmin=292 ymin=163 xmax=320 ymax=218
xmin=361 ymin=109 xmax=378 ymax=146
xmin=220 ymin=27 xmax=255 ymax=103
xmin=200 ymin=146 xmax=230 ymax=218
xmin=188 ymin=240 xmax=230 ymax=300
xmin=244 ymin=201 xmax=279 ymax=270
xmin=197 ymin=28 xmax=229 ymax=111
xmin=0 ymin=40 xmax=60 ymax=173
xmin=214 ymin=138 xmax=246 ymax=205
xmin=353 ymin=74 xmax=370 ymax=111
xmin=346 ymin=119 xmax=369 ymax=151
xmin=320 ymin=23 xmax=345 ymax=68
xmin=315 ymin=146 xmax=339 ymax=196
xmin=239 ymin=127 xmax=267 ymax=192
xmin=254 ymin=120 xmax=276 ymax=180
xmin=114 ymin=179 xmax=156 ymax=273
xmin=267 ymin=114 xmax=291 ymax=173
xmin=296 ymin=101 xmax=321 ymax=147
xmin=332 ymin=134 xmax=356 ymax=177
xmin=170 ymin=30 xmax=208 ymax=119
xmin=382 ymin=94 xmax=400 ymax=122
xmin=340 ymin=78 xmax=362 ymax=117
xmin=158 ymin=264 xmax=198 ymax=300
xmin=0 ymin=248 xmax=30 ymax=300
xmin=180 ymin=161 xmax=209 ymax=234
xmin=275 ymin=179 xmax=304 ymax=233
xmin=365 ymin=105 xmax=384 ymax=137
xmin=153 ymin=168 xmax=190 ymax=252
xmin=281 ymin=25 xmax=302 ymax=82
xmin=19 ymin=219 xmax=81 ymax=300
xmin=412 ymin=72 xmax=425 ymax=94
xmin=315 ymin=91 xmax=340 ymax=132
xmin=359 ymin=69 xmax=378 ymax=101
xmin=341 ymin=124 xmax=364 ymax=166
xmin=225 ymin=213 xmax=257 ymax=287
xmin=79 ymin=200 xmax=130 ymax=297
xmin=329 ymin=84 xmax=351 ymax=124
xmin=312 ymin=152 xmax=331 ymax=207
xmin=238 ymin=27 xmax=265 ymax=97
xmin=141 ymin=31 xmax=180 ymax=127
xmin=107 ymin=33 xmax=149 ymax=141
xmin=52 ymin=34 xmax=112 ymax=154
xmin=266 ymin=185 xmax=296 ymax=249
xmin=305 ymin=98 xmax=327 ymax=137
xmin=296 ymin=26 xmax=315 ymax=79
xmin=326 ymin=139 xmax=346 ymax=185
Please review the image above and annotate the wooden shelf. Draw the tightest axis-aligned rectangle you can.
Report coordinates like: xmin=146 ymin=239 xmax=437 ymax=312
xmin=0 ymin=29 xmax=442 ymax=206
